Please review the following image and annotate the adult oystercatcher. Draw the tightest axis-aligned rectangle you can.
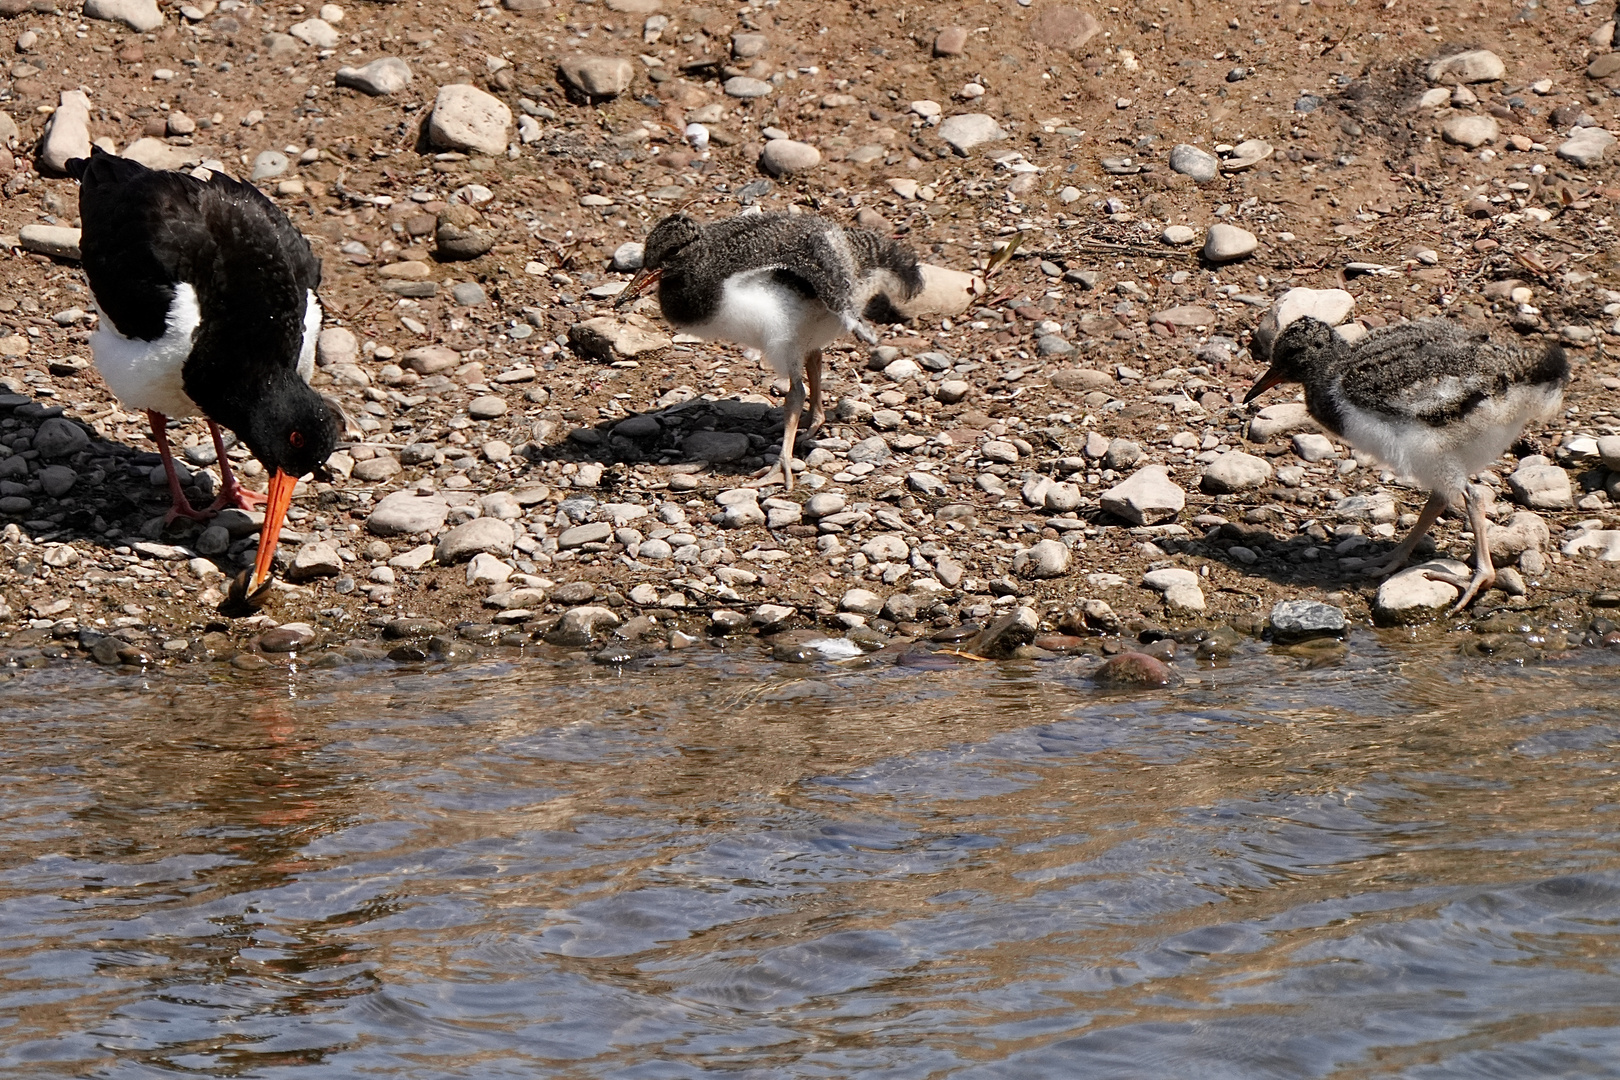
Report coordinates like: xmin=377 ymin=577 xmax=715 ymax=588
xmin=620 ymin=211 xmax=923 ymax=491
xmin=1245 ymin=315 xmax=1569 ymax=611
xmin=67 ymin=147 xmax=337 ymax=600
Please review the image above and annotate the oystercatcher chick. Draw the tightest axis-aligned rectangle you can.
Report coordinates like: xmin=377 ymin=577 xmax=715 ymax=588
xmin=620 ymin=212 xmax=923 ymax=491
xmin=1245 ymin=316 xmax=1569 ymax=611
xmin=67 ymin=146 xmax=337 ymax=600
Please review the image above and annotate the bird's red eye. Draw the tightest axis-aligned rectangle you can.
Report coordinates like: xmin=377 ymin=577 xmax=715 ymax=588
xmin=289 ymin=431 xmax=305 ymax=449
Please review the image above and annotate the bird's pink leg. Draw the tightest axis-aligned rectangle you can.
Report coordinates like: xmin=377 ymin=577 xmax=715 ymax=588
xmin=146 ymin=409 xmax=211 ymax=525
xmin=1426 ymin=482 xmax=1497 ymax=612
xmin=203 ymin=420 xmax=268 ymax=512
xmin=804 ymin=349 xmax=825 ymax=436
xmin=1356 ymin=490 xmax=1450 ymax=578
xmin=748 ymin=366 xmax=806 ymax=492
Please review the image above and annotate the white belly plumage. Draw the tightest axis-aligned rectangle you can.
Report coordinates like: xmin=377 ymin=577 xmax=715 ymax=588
xmin=682 ymin=271 xmax=848 ymax=376
xmin=90 ymin=285 xmax=322 ymax=418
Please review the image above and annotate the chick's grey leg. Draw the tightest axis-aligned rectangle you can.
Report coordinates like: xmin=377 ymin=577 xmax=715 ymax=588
xmin=1426 ymin=482 xmax=1497 ymax=612
xmin=749 ymin=372 xmax=806 ymax=492
xmin=804 ymin=349 xmax=825 ymax=436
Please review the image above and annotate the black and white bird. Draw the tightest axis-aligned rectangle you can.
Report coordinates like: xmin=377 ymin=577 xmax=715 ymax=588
xmin=67 ymin=147 xmax=337 ymax=600
xmin=1246 ymin=316 xmax=1569 ymax=611
xmin=620 ymin=211 xmax=923 ymax=491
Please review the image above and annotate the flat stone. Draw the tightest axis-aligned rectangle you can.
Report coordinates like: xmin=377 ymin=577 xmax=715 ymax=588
xmin=317 ymin=326 xmax=358 ymax=367
xmin=401 ymin=345 xmax=459 ymax=373
xmin=938 ymin=113 xmax=1006 ymax=153
xmin=1027 ymin=6 xmax=1102 ymax=50
xmin=1441 ymin=114 xmax=1499 ymax=149
xmin=934 ymin=26 xmax=968 ymax=56
xmin=1563 ymin=529 xmax=1620 ymax=561
xmin=1248 ymin=401 xmax=1315 ymax=441
xmin=250 ymin=150 xmax=289 ymax=182
xmin=1273 ymin=286 xmax=1355 ymax=330
xmin=1015 ymin=538 xmax=1070 ymax=579
xmin=1269 ymin=599 xmax=1346 ymax=642
xmin=1200 ymin=450 xmax=1272 ymax=494
xmin=83 ymin=0 xmax=162 ymax=32
xmin=558 ymin=520 xmax=613 ymax=548
xmin=120 ymin=138 xmax=200 ymax=172
xmin=559 ymin=55 xmax=634 ymax=99
xmin=1161 ymin=225 xmax=1197 ymax=245
xmin=257 ymin=623 xmax=316 ymax=653
xmin=731 ymin=32 xmax=769 ymax=58
xmin=760 ymin=139 xmax=821 ymax=176
xmin=723 ymin=76 xmax=773 ymax=99
xmin=568 ymin=316 xmax=670 ymax=360
xmin=1093 ymin=651 xmax=1173 ymax=687
xmin=18 ymin=224 xmax=81 ymax=260
xmin=805 ymin=492 xmax=845 ymax=518
xmin=1291 ymin=432 xmax=1337 ymax=461
xmin=1163 ymin=583 xmax=1206 ymax=612
xmin=288 ymin=16 xmax=338 ymax=48
xmin=1558 ymin=127 xmax=1616 ymax=167
xmin=1223 ymin=138 xmax=1274 ymax=171
xmin=1149 ymin=305 xmax=1216 ymax=327
xmin=848 ymin=436 xmax=891 ymax=464
xmin=32 ymin=417 xmax=88 ymax=457
xmin=1168 ymin=143 xmax=1218 ymax=182
xmin=468 ymin=395 xmax=507 ymax=420
xmin=839 ymin=588 xmax=884 ymax=616
xmin=1334 ymin=492 xmax=1398 ymax=524
xmin=1142 ymin=566 xmax=1199 ymax=592
xmin=39 ymin=90 xmax=91 ymax=175
xmin=336 ymin=56 xmax=412 ymax=95
xmin=1373 ymin=559 xmax=1469 ymax=624
xmin=1203 ymin=223 xmax=1257 ymax=262
xmin=429 ymin=83 xmax=511 ymax=156
xmin=682 ymin=430 xmax=750 ymax=463
xmin=436 ymin=517 xmax=515 ymax=562
xmin=1588 ymin=53 xmax=1620 ymax=80
xmin=1100 ymin=464 xmax=1185 ymax=525
xmin=1427 ymin=49 xmax=1505 ymax=84
xmin=366 ymin=491 xmax=450 ymax=535
xmin=1050 ymin=367 xmax=1114 ymax=391
xmin=1506 ymin=462 xmax=1572 ymax=509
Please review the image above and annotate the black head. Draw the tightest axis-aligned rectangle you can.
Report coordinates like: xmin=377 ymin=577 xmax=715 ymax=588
xmin=236 ymin=376 xmax=339 ymax=479
xmin=1244 ymin=316 xmax=1337 ymax=404
xmin=642 ymin=213 xmax=705 ymax=270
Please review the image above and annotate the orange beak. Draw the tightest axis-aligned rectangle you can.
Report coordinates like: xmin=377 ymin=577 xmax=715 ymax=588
xmin=249 ymin=468 xmax=297 ymax=595
xmin=614 ymin=265 xmax=663 ymax=309
xmin=1243 ymin=364 xmax=1290 ymax=405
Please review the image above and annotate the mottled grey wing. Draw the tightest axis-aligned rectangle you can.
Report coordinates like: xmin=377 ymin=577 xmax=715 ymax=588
xmin=1338 ymin=331 xmax=1499 ymax=426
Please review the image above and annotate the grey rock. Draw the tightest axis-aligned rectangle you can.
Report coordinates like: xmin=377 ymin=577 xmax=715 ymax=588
xmin=33 ymin=417 xmax=88 ymax=458
xmin=1044 ymin=482 xmax=1083 ymax=512
xmin=366 ymin=490 xmax=450 ymax=535
xmin=721 ymin=499 xmax=766 ymax=528
xmin=683 ymin=430 xmax=750 ymax=463
xmin=731 ymin=31 xmax=769 ymax=58
xmin=936 ymin=379 xmax=970 ymax=404
xmin=1486 ymin=511 xmax=1550 ymax=566
xmin=196 ymin=525 xmax=231 ymax=555
xmin=848 ymin=436 xmax=891 ymax=464
xmin=558 ymin=55 xmax=634 ymax=99
xmin=965 ymin=606 xmax=1039 ymax=658
xmin=1014 ymin=538 xmax=1070 ymax=578
xmin=251 ymin=150 xmax=289 ymax=181
xmin=1291 ymin=432 xmax=1337 ymax=461
xmin=336 ymin=57 xmax=413 ymax=96
xmin=317 ymin=326 xmax=359 ymax=367
xmin=1163 ymin=583 xmax=1206 ymax=612
xmin=568 ymin=316 xmax=671 ymax=360
xmin=469 ymin=395 xmax=508 ymax=420
xmin=1105 ymin=438 xmax=1142 ymax=470
xmin=1168 ymin=143 xmax=1218 ymax=182
xmin=1142 ymin=566 xmax=1199 ymax=593
xmin=20 ymin=225 xmax=82 ymax=260
xmin=1598 ymin=434 xmax=1620 ymax=472
xmin=839 ymin=588 xmax=885 ymax=615
xmin=614 ymin=414 xmax=661 ymax=439
xmin=436 ymin=204 xmax=494 ymax=261
xmin=558 ymin=521 xmax=613 ymax=548
xmin=806 ymin=492 xmax=845 ymax=518
xmin=1441 ymin=115 xmax=1499 ymax=149
xmin=1426 ymin=49 xmax=1505 ymax=84
xmin=83 ymin=0 xmax=162 ymax=32
xmin=611 ymin=242 xmax=645 ymax=272
xmin=907 ymin=470 xmax=948 ymax=496
xmin=1248 ymin=401 xmax=1315 ymax=441
xmin=1558 ymin=127 xmax=1616 ymax=167
xmin=352 ymin=455 xmax=400 ymax=482
xmin=938 ymin=113 xmax=1006 ymax=154
xmin=1100 ymin=464 xmax=1184 ymax=525
xmin=1269 ymin=599 xmax=1346 ymax=641
xmin=1506 ymin=462 xmax=1572 ymax=509
xmin=436 ymin=517 xmax=515 ymax=562
xmin=288 ymin=541 xmax=344 ymax=582
xmin=1334 ymin=492 xmax=1398 ymax=523
xmin=546 ymin=605 xmax=621 ymax=646
xmin=1200 ymin=450 xmax=1273 ymax=493
xmin=38 ymin=464 xmax=76 ymax=497
xmin=723 ymin=76 xmax=773 ymax=99
xmin=1203 ymin=223 xmax=1258 ymax=262
xmin=289 ymin=16 xmax=339 ymax=48
xmin=1373 ymin=559 xmax=1470 ymax=624
xmin=760 ymin=139 xmax=821 ymax=175
xmin=429 ymin=84 xmax=512 ymax=156
xmin=451 ymin=282 xmax=487 ymax=306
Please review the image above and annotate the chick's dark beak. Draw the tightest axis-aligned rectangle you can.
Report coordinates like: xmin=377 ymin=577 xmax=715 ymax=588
xmin=615 ymin=266 xmax=663 ymax=309
xmin=1243 ymin=364 xmax=1289 ymax=405
xmin=248 ymin=468 xmax=297 ymax=595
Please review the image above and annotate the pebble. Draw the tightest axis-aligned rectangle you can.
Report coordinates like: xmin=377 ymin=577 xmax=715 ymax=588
xmin=1248 ymin=402 xmax=1315 ymax=441
xmin=289 ymin=17 xmax=339 ymax=49
xmin=848 ymin=436 xmax=891 ymax=464
xmin=1223 ymin=139 xmax=1273 ymax=171
xmin=1014 ymin=538 xmax=1070 ymax=578
xmin=83 ymin=0 xmax=162 ymax=32
xmin=469 ymin=395 xmax=508 ymax=419
xmin=33 ymin=418 xmax=88 ymax=458
xmin=965 ymin=607 xmax=1039 ymax=658
xmin=436 ymin=205 xmax=494 ymax=261
xmin=568 ymin=317 xmax=671 ymax=360
xmin=934 ymin=26 xmax=968 ymax=56
xmin=559 ymin=55 xmax=635 ymax=100
xmin=38 ymin=464 xmax=75 ymax=497
xmin=545 ymin=606 xmax=620 ymax=646
xmin=1506 ymin=461 xmax=1572 ymax=509
xmin=367 ymin=491 xmax=450 ymax=535
xmin=1200 ymin=451 xmax=1272 ymax=494
xmin=1441 ymin=115 xmax=1499 ymax=149
xmin=1161 ymin=225 xmax=1197 ymax=245
xmin=1269 ymin=599 xmax=1346 ymax=642
xmin=39 ymin=91 xmax=92 ymax=175
xmin=1168 ymin=143 xmax=1218 ymax=183
xmin=760 ymin=139 xmax=821 ymax=176
xmin=1203 ymin=224 xmax=1258 ymax=263
xmin=1557 ymin=127 xmax=1615 ymax=167
xmin=429 ymin=84 xmax=511 ymax=156
xmin=336 ymin=57 xmax=413 ymax=96
xmin=317 ymin=327 xmax=359 ymax=367
xmin=451 ymin=282 xmax=487 ymax=306
xmin=19 ymin=225 xmax=82 ymax=260
xmin=938 ymin=113 xmax=1006 ymax=153
xmin=723 ymin=76 xmax=773 ymax=99
xmin=1094 ymin=651 xmax=1173 ymax=687
xmin=257 ymin=623 xmax=316 ymax=653
xmin=436 ymin=518 xmax=514 ymax=562
xmin=1291 ymin=432 xmax=1337 ymax=461
xmin=1426 ymin=50 xmax=1505 ymax=84
xmin=251 ymin=150 xmax=289 ymax=182
xmin=1563 ymin=530 xmax=1620 ymax=561
xmin=611 ymin=242 xmax=645 ymax=272
xmin=1485 ymin=511 xmax=1550 ymax=565
xmin=1100 ymin=465 xmax=1184 ymax=525
xmin=1373 ymin=559 xmax=1469 ymax=624
xmin=288 ymin=541 xmax=343 ymax=582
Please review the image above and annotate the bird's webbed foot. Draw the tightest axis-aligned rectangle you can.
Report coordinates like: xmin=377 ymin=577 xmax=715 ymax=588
xmin=1426 ymin=566 xmax=1496 ymax=614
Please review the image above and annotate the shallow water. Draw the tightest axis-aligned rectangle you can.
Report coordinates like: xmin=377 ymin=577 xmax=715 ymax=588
xmin=3 ymin=634 xmax=1620 ymax=1079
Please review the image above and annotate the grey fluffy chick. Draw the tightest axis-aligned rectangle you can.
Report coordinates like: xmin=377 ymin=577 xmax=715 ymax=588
xmin=620 ymin=211 xmax=923 ymax=490
xmin=1246 ymin=316 xmax=1569 ymax=611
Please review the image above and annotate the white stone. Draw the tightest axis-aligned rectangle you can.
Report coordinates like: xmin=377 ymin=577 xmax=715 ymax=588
xmin=1558 ymin=127 xmax=1616 ymax=167
xmin=1203 ymin=223 xmax=1257 ymax=263
xmin=938 ymin=113 xmax=1006 ymax=153
xmin=1100 ymin=464 xmax=1185 ymax=525
xmin=1506 ymin=463 xmax=1572 ymax=509
xmin=1142 ymin=566 xmax=1199 ymax=592
xmin=1160 ymin=225 xmax=1197 ymax=245
xmin=1291 ymin=432 xmax=1337 ymax=462
xmin=1168 ymin=143 xmax=1217 ymax=182
xmin=429 ymin=84 xmax=512 ymax=156
xmin=83 ymin=0 xmax=162 ymax=32
xmin=289 ymin=17 xmax=339 ymax=49
xmin=893 ymin=263 xmax=984 ymax=317
xmin=723 ymin=76 xmax=773 ymax=98
xmin=1486 ymin=511 xmax=1550 ymax=566
xmin=1200 ymin=451 xmax=1272 ymax=494
xmin=559 ymin=55 xmax=635 ymax=99
xmin=1426 ymin=50 xmax=1506 ymax=84
xmin=1441 ymin=115 xmax=1499 ymax=149
xmin=366 ymin=491 xmax=450 ymax=535
xmin=1163 ymin=583 xmax=1206 ymax=612
xmin=336 ymin=57 xmax=412 ymax=96
xmin=1562 ymin=529 xmax=1620 ymax=561
xmin=1374 ymin=559 xmax=1470 ymax=623
xmin=316 ymin=326 xmax=358 ymax=367
xmin=436 ymin=518 xmax=515 ymax=562
xmin=40 ymin=90 xmax=91 ymax=175
xmin=1014 ymin=538 xmax=1070 ymax=579
xmin=466 ymin=551 xmax=513 ymax=586
xmin=839 ymin=588 xmax=885 ymax=615
xmin=760 ymin=139 xmax=821 ymax=175
xmin=1271 ymin=286 xmax=1354 ymax=331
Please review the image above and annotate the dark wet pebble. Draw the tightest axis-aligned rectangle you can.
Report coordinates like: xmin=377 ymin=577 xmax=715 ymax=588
xmin=456 ymin=623 xmax=502 ymax=644
xmin=1592 ymin=590 xmax=1620 ymax=608
xmin=1196 ymin=625 xmax=1242 ymax=661
xmin=231 ymin=653 xmax=269 ymax=671
xmin=898 ymin=651 xmax=962 ymax=669
xmin=1460 ymin=634 xmax=1536 ymax=661
xmin=930 ymin=622 xmax=981 ymax=643
xmin=593 ymin=644 xmax=637 ymax=665
xmin=772 ymin=642 xmax=820 ymax=663
xmin=498 ymin=632 xmax=531 ymax=648
xmin=90 ymin=637 xmax=123 ymax=665
xmin=1094 ymin=651 xmax=1174 ymax=687
xmin=307 ymin=652 xmax=349 ymax=669
xmin=388 ymin=644 xmax=431 ymax=662
xmin=1140 ymin=639 xmax=1176 ymax=662
xmin=256 ymin=627 xmax=313 ymax=653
